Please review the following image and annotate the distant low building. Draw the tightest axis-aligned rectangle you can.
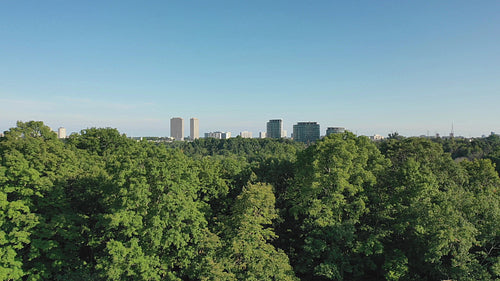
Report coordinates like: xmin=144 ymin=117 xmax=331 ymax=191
xmin=326 ymin=127 xmax=345 ymax=136
xmin=259 ymin=132 xmax=267 ymax=138
xmin=205 ymin=131 xmax=231 ymax=139
xmin=240 ymin=131 xmax=252 ymax=138
xmin=370 ymin=134 xmax=384 ymax=141
xmin=205 ymin=131 xmax=223 ymax=139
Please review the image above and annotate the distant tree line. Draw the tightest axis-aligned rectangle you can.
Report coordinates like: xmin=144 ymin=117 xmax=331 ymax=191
xmin=1 ymin=121 xmax=499 ymax=280
xmin=434 ymin=135 xmax=500 ymax=173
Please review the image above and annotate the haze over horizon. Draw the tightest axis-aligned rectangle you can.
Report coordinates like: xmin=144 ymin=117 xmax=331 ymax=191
xmin=1 ymin=1 xmax=499 ymax=137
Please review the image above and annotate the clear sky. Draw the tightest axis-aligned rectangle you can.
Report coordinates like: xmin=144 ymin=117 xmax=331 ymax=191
xmin=1 ymin=1 xmax=499 ymax=137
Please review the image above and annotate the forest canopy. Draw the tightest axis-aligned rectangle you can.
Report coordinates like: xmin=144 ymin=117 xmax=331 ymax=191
xmin=1 ymin=121 xmax=499 ymax=280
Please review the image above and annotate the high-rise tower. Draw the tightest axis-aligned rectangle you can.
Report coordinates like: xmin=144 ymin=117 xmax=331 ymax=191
xmin=170 ymin=117 xmax=184 ymax=141
xmin=266 ymin=119 xmax=283 ymax=139
xmin=58 ymin=127 xmax=66 ymax=139
xmin=190 ymin=118 xmax=199 ymax=140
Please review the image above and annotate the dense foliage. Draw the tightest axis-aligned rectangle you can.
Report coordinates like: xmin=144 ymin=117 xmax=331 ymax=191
xmin=1 ymin=121 xmax=499 ymax=280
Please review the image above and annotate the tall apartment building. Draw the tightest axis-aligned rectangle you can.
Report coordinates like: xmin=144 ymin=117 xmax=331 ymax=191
xmin=170 ymin=117 xmax=184 ymax=141
xmin=58 ymin=127 xmax=66 ymax=139
xmin=326 ymin=127 xmax=345 ymax=136
xmin=266 ymin=119 xmax=283 ymax=139
xmin=190 ymin=118 xmax=199 ymax=140
xmin=293 ymin=122 xmax=320 ymax=143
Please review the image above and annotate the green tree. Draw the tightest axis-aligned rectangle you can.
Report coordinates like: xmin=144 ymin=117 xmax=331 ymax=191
xmin=92 ymin=140 xmax=227 ymax=280
xmin=66 ymin=127 xmax=130 ymax=156
xmin=287 ymin=132 xmax=389 ymax=280
xmin=0 ymin=183 xmax=37 ymax=280
xmin=226 ymin=183 xmax=297 ymax=280
xmin=379 ymin=138 xmax=480 ymax=280
xmin=0 ymin=121 xmax=89 ymax=279
xmin=459 ymin=159 xmax=500 ymax=279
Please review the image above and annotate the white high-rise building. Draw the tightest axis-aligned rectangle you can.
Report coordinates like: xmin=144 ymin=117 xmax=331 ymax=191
xmin=58 ymin=127 xmax=66 ymax=139
xmin=170 ymin=117 xmax=184 ymax=141
xmin=240 ymin=131 xmax=252 ymax=138
xmin=190 ymin=118 xmax=199 ymax=140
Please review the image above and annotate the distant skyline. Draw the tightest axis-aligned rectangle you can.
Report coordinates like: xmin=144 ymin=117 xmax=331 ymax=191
xmin=1 ymin=1 xmax=499 ymax=137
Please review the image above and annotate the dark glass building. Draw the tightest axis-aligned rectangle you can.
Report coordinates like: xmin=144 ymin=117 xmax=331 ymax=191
xmin=326 ymin=127 xmax=345 ymax=136
xmin=293 ymin=122 xmax=320 ymax=143
xmin=266 ymin=119 xmax=283 ymax=139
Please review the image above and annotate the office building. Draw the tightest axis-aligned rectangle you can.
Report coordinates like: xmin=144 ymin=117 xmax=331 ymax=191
xmin=259 ymin=132 xmax=267 ymax=138
xmin=293 ymin=122 xmax=320 ymax=143
xmin=205 ymin=132 xmax=222 ymax=139
xmin=190 ymin=118 xmax=199 ymax=140
xmin=205 ymin=131 xmax=231 ymax=139
xmin=326 ymin=127 xmax=345 ymax=136
xmin=240 ymin=131 xmax=252 ymax=138
xmin=170 ymin=117 xmax=184 ymax=141
xmin=58 ymin=127 xmax=66 ymax=139
xmin=266 ymin=119 xmax=283 ymax=139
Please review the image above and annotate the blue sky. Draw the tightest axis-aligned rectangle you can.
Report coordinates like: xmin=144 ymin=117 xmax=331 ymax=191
xmin=1 ymin=1 xmax=499 ymax=137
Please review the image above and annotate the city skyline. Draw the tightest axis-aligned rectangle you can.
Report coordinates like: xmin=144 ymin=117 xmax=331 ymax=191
xmin=8 ymin=118 xmax=490 ymax=140
xmin=1 ymin=1 xmax=499 ymax=137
